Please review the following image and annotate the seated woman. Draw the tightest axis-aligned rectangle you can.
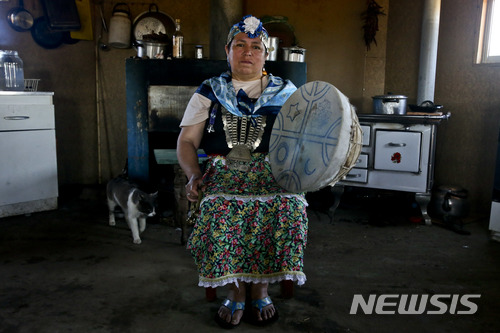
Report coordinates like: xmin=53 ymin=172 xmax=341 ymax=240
xmin=177 ymin=15 xmax=308 ymax=328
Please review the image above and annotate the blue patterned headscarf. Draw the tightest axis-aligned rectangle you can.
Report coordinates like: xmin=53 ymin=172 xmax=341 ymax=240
xmin=196 ymin=71 xmax=297 ymax=117
xmin=226 ymin=15 xmax=269 ymax=49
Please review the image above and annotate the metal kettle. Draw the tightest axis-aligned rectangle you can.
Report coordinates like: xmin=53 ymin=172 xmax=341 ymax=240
xmin=430 ymin=185 xmax=469 ymax=219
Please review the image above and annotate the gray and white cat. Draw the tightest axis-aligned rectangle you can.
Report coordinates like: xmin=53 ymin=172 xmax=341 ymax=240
xmin=106 ymin=176 xmax=158 ymax=244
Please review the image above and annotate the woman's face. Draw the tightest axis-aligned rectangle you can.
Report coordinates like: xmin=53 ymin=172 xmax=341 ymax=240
xmin=225 ymin=32 xmax=267 ymax=81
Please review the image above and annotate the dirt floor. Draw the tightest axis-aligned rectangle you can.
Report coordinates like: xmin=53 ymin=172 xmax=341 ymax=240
xmin=0 ymin=186 xmax=499 ymax=333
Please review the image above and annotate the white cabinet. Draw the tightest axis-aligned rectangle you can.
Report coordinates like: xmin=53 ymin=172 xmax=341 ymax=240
xmin=0 ymin=92 xmax=58 ymax=217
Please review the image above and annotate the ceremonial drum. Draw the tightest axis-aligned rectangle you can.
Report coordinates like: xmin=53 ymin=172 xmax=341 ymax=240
xmin=269 ymin=81 xmax=362 ymax=193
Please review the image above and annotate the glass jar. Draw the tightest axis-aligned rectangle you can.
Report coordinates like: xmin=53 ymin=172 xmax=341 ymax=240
xmin=0 ymin=50 xmax=25 ymax=91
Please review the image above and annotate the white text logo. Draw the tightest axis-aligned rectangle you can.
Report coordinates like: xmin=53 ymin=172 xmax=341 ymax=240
xmin=350 ymin=294 xmax=481 ymax=315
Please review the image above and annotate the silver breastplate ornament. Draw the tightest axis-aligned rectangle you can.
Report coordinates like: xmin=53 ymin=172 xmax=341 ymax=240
xmin=222 ymin=108 xmax=266 ymax=172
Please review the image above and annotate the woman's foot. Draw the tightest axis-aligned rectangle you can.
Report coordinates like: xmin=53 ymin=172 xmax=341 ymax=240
xmin=215 ymin=283 xmax=246 ymax=328
xmin=249 ymin=283 xmax=279 ymax=325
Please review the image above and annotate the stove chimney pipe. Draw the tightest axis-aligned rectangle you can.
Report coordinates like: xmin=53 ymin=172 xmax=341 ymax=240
xmin=417 ymin=0 xmax=441 ymax=104
xmin=210 ymin=0 xmax=243 ymax=60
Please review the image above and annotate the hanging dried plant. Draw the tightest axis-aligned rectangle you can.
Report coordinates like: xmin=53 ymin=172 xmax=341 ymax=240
xmin=361 ymin=0 xmax=386 ymax=50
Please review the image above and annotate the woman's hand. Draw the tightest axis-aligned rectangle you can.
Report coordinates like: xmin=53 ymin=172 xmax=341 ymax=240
xmin=177 ymin=121 xmax=205 ymax=202
xmin=186 ymin=174 xmax=204 ymax=202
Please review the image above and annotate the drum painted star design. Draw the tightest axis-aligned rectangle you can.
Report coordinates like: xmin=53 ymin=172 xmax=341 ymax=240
xmin=269 ymin=81 xmax=359 ymax=192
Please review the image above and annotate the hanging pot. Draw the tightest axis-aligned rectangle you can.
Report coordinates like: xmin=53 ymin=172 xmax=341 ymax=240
xmin=31 ymin=16 xmax=63 ymax=49
xmin=108 ymin=3 xmax=131 ymax=48
xmin=132 ymin=4 xmax=175 ymax=42
xmin=6 ymin=0 xmax=34 ymax=32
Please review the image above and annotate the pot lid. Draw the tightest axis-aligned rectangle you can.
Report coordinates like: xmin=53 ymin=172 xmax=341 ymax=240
xmin=283 ymin=46 xmax=306 ymax=51
xmin=135 ymin=40 xmax=169 ymax=46
xmin=372 ymin=95 xmax=407 ymax=99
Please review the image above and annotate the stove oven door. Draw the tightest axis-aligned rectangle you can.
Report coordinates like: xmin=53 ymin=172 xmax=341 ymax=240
xmin=374 ymin=130 xmax=422 ymax=172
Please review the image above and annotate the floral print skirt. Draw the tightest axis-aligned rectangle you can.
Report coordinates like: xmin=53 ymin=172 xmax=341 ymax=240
xmin=187 ymin=153 xmax=308 ymax=288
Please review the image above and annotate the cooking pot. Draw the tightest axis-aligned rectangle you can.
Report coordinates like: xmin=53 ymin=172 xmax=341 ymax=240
xmin=282 ymin=46 xmax=306 ymax=62
xmin=430 ymin=185 xmax=469 ymax=219
xmin=134 ymin=40 xmax=168 ymax=59
xmin=7 ymin=0 xmax=34 ymax=32
xmin=372 ymin=94 xmax=407 ymax=115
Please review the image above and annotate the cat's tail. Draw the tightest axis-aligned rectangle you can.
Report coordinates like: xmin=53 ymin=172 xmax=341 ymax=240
xmin=120 ymin=159 xmax=128 ymax=179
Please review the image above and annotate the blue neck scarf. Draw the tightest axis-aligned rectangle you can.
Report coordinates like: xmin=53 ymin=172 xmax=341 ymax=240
xmin=196 ymin=71 xmax=297 ymax=117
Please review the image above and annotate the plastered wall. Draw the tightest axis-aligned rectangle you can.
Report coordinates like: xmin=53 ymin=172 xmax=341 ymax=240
xmin=0 ymin=0 xmax=498 ymax=215
xmin=386 ymin=0 xmax=500 ymax=214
